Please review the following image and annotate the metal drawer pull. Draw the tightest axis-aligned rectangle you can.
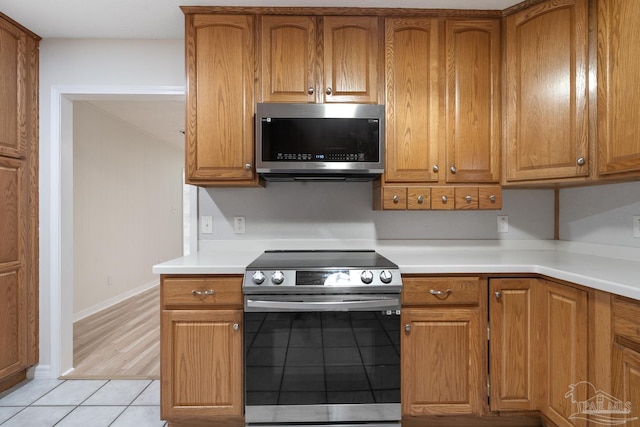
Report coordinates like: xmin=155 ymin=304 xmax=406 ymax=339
xmin=450 ymin=165 xmax=457 ymax=174
xmin=495 ymin=291 xmax=502 ymax=299
xmin=433 ymin=165 xmax=439 ymax=173
xmin=430 ymin=289 xmax=452 ymax=296
xmin=308 ymin=87 xmax=314 ymax=95
xmin=489 ymin=195 xmax=496 ymax=202
xmin=442 ymin=195 xmax=447 ymax=203
xmin=417 ymin=195 xmax=423 ymax=204
xmin=393 ymin=195 xmax=399 ymax=203
xmin=577 ymin=157 xmax=585 ymax=166
xmin=192 ymin=289 xmax=215 ymax=296
xmin=465 ymin=195 xmax=472 ymax=203
xmin=233 ymin=323 xmax=239 ymax=331
xmin=245 ymin=163 xmax=251 ymax=170
xmin=326 ymin=87 xmax=332 ymax=95
xmin=404 ymin=324 xmax=411 ymax=332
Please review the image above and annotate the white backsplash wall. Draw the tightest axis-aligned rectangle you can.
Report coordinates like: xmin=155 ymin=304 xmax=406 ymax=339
xmin=198 ymin=183 xmax=555 ymax=241
xmin=559 ymin=181 xmax=640 ymax=248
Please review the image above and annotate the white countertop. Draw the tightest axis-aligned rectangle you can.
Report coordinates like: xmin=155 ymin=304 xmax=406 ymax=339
xmin=153 ymin=240 xmax=640 ymax=300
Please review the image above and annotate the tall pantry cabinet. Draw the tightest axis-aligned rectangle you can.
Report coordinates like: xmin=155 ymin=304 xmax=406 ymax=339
xmin=0 ymin=13 xmax=40 ymax=393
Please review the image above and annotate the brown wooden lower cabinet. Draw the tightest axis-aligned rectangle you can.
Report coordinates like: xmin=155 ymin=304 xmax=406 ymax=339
xmin=401 ymin=276 xmax=487 ymax=416
xmin=612 ymin=296 xmax=640 ymax=427
xmin=160 ymin=275 xmax=244 ymax=424
xmin=489 ymin=278 xmax=536 ymax=411
xmin=158 ymin=274 xmax=630 ymax=427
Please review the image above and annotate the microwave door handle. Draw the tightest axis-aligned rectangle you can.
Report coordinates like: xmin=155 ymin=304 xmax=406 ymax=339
xmin=245 ymin=298 xmax=400 ymax=312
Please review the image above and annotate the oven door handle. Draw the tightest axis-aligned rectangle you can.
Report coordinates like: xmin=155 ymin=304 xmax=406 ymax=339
xmin=245 ymin=298 xmax=400 ymax=312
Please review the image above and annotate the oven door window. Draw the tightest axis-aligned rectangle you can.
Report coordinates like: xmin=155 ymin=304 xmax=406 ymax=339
xmin=244 ymin=311 xmax=400 ymax=406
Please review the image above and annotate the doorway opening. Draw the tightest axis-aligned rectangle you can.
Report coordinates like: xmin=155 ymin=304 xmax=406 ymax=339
xmin=52 ymin=88 xmax=194 ymax=379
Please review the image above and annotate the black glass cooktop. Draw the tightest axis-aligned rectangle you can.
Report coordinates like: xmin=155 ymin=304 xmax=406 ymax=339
xmin=246 ymin=250 xmax=398 ymax=270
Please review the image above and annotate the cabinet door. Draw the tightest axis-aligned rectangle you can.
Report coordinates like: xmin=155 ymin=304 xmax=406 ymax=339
xmin=489 ymin=279 xmax=536 ymax=411
xmin=504 ymin=0 xmax=589 ymax=182
xmin=0 ymin=157 xmax=27 ymax=383
xmin=185 ymin=14 xmax=256 ymax=184
xmin=445 ymin=19 xmax=500 ymax=183
xmin=323 ymin=16 xmax=379 ymax=103
xmin=260 ymin=16 xmax=317 ymax=103
xmin=384 ymin=18 xmax=441 ymax=183
xmin=0 ymin=18 xmax=28 ymax=159
xmin=401 ymin=307 xmax=483 ymax=416
xmin=161 ymin=309 xmax=243 ymax=419
xmin=538 ymin=280 xmax=588 ymax=427
xmin=597 ymin=0 xmax=640 ymax=177
xmin=612 ymin=344 xmax=640 ymax=427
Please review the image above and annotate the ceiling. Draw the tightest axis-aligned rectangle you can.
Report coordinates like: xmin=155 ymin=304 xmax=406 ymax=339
xmin=1 ymin=0 xmax=522 ymax=39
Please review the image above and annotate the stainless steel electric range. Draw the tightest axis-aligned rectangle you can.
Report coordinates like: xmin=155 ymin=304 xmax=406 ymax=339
xmin=242 ymin=250 xmax=403 ymax=427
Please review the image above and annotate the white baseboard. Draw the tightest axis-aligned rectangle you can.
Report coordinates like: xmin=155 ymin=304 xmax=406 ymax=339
xmin=32 ymin=364 xmax=51 ymax=379
xmin=73 ymin=280 xmax=159 ymax=323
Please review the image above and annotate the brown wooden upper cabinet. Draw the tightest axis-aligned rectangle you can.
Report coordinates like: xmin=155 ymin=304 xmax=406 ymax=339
xmin=384 ymin=17 xmax=500 ymax=184
xmin=184 ymin=14 xmax=259 ymax=186
xmin=597 ymin=0 xmax=640 ymax=178
xmin=445 ymin=19 xmax=501 ymax=184
xmin=503 ymin=0 xmax=589 ymax=183
xmin=260 ymin=15 xmax=380 ymax=104
xmin=384 ymin=18 xmax=441 ymax=184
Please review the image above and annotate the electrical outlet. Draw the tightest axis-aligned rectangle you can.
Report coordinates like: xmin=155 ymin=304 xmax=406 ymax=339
xmin=634 ymin=216 xmax=640 ymax=238
xmin=201 ymin=216 xmax=213 ymax=234
xmin=234 ymin=216 xmax=246 ymax=234
xmin=497 ymin=215 xmax=509 ymax=233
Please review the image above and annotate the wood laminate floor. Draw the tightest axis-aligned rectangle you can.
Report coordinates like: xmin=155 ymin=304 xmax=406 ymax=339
xmin=64 ymin=286 xmax=160 ymax=379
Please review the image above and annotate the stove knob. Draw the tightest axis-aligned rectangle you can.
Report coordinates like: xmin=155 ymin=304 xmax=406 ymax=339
xmin=360 ymin=270 xmax=374 ymax=284
xmin=271 ymin=271 xmax=285 ymax=285
xmin=252 ymin=271 xmax=265 ymax=285
xmin=380 ymin=270 xmax=393 ymax=284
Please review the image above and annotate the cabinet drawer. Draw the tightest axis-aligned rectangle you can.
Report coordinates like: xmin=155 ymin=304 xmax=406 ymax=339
xmin=383 ymin=187 xmax=407 ymax=210
xmin=161 ymin=276 xmax=243 ymax=308
xmin=455 ymin=187 xmax=479 ymax=210
xmin=431 ymin=188 xmax=455 ymax=210
xmin=402 ymin=276 xmax=481 ymax=306
xmin=407 ymin=187 xmax=431 ymax=210
xmin=613 ymin=296 xmax=640 ymax=344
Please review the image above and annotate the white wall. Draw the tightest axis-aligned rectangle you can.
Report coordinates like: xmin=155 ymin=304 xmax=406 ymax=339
xmin=73 ymin=101 xmax=183 ymax=316
xmin=559 ymin=181 xmax=640 ymax=248
xmin=198 ymin=185 xmax=555 ymax=241
xmin=39 ymin=38 xmax=185 ymax=376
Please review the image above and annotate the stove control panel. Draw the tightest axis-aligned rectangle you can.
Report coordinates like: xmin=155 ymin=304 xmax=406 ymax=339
xmin=243 ymin=268 xmax=402 ymax=291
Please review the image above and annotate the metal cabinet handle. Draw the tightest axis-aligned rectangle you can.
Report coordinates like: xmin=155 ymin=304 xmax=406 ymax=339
xmin=417 ymin=195 xmax=424 ymax=204
xmin=308 ymin=87 xmax=314 ymax=95
xmin=326 ymin=87 xmax=332 ymax=95
xmin=192 ymin=289 xmax=215 ymax=296
xmin=430 ymin=289 xmax=452 ymax=296
xmin=245 ymin=163 xmax=251 ymax=170
xmin=404 ymin=324 xmax=411 ymax=332
xmin=433 ymin=165 xmax=439 ymax=173
xmin=442 ymin=195 xmax=448 ymax=203
xmin=494 ymin=291 xmax=502 ymax=299
xmin=393 ymin=195 xmax=399 ymax=203
xmin=489 ymin=195 xmax=496 ymax=202
xmin=233 ymin=323 xmax=239 ymax=331
xmin=450 ymin=165 xmax=457 ymax=174
xmin=465 ymin=195 xmax=472 ymax=203
xmin=577 ymin=157 xmax=586 ymax=166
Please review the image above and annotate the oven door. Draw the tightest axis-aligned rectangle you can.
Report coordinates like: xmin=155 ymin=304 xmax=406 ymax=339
xmin=244 ymin=294 xmax=401 ymax=425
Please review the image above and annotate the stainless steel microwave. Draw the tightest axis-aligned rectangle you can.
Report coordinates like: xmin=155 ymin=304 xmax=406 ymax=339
xmin=255 ymin=103 xmax=385 ymax=181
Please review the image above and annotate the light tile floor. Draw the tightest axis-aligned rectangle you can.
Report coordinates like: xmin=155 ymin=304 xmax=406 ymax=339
xmin=0 ymin=379 xmax=165 ymax=426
